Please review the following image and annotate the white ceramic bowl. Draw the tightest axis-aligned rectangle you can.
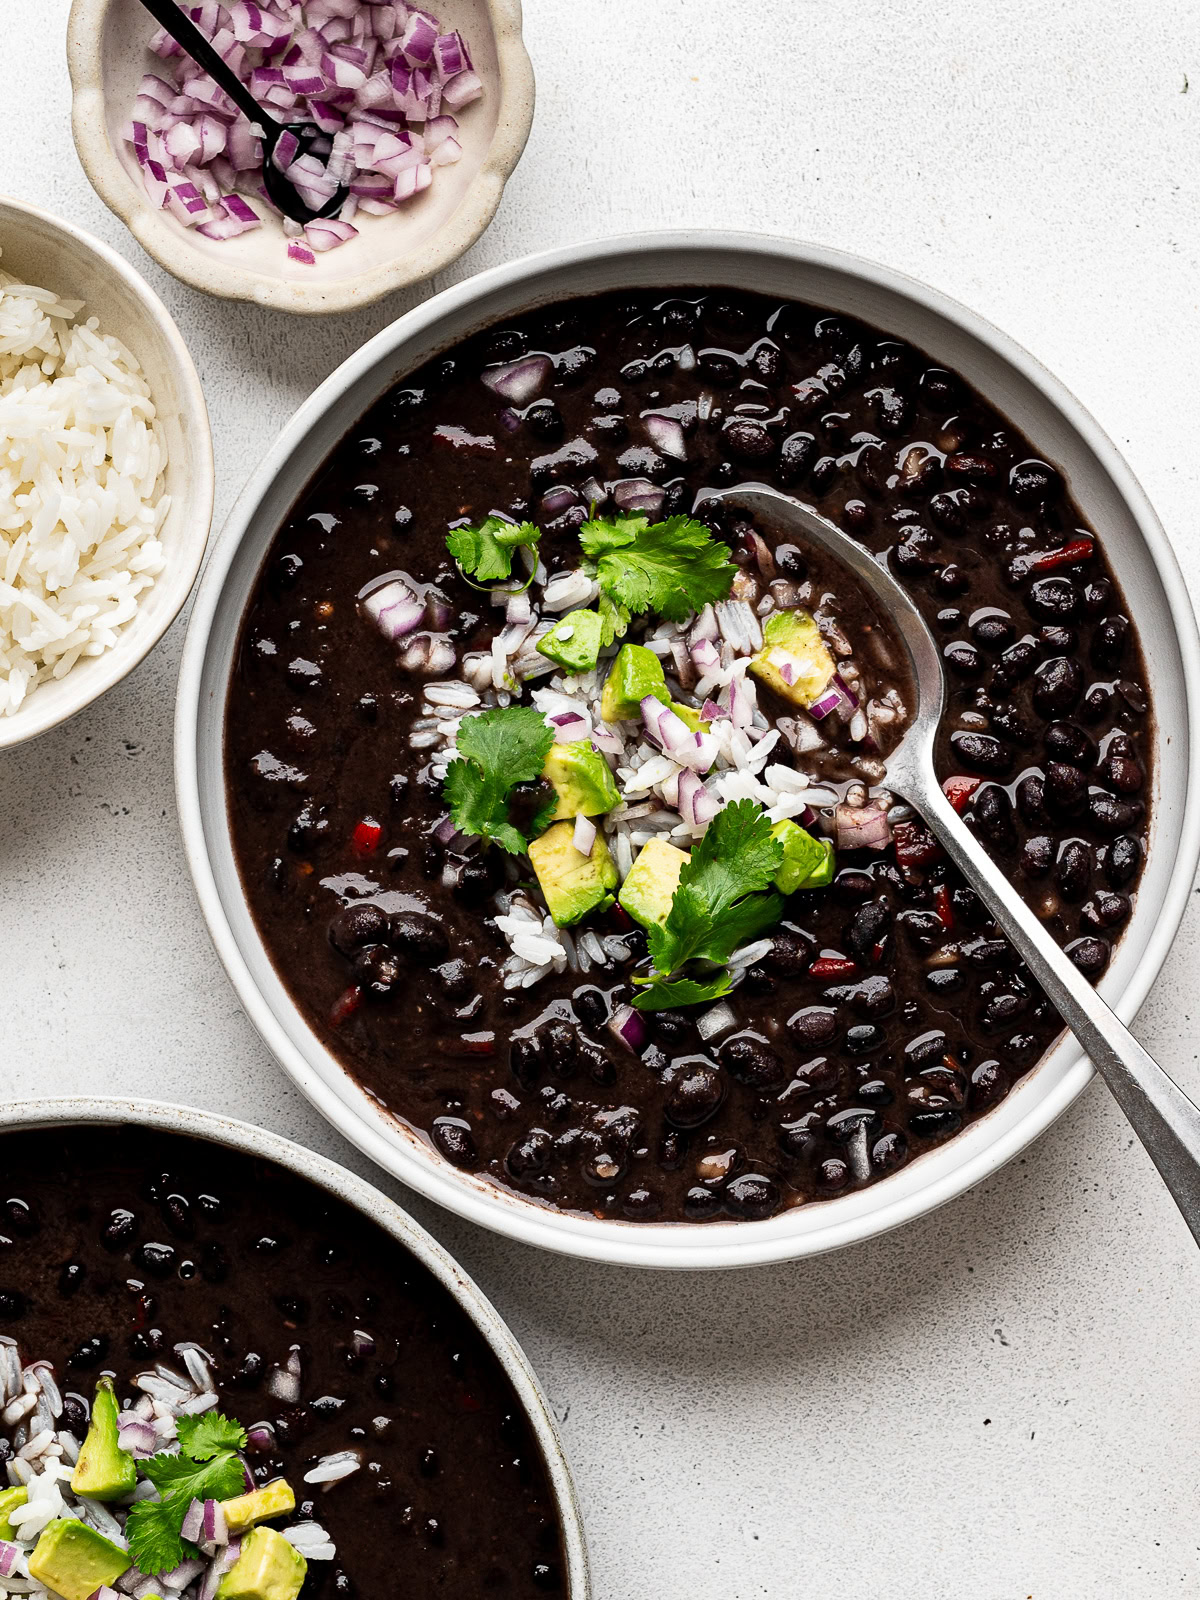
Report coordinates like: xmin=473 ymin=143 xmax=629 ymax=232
xmin=0 ymin=192 xmax=213 ymax=751
xmin=2 ymin=1094 xmax=590 ymax=1595
xmin=66 ymin=0 xmax=535 ymax=315
xmin=176 ymin=231 xmax=1200 ymax=1269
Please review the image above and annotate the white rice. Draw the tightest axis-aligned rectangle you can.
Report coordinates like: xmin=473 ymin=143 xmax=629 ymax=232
xmin=0 ymin=256 xmax=168 ymax=716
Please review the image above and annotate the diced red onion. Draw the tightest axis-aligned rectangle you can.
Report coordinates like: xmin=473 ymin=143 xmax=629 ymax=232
xmin=181 ymin=1498 xmax=205 ymax=1544
xmin=115 ymin=1414 xmax=160 ymax=1457
xmin=589 ymin=726 xmax=623 ymax=756
xmin=668 ymin=637 xmax=695 ymax=690
xmin=286 ymin=237 xmax=316 ymax=264
xmin=643 ymin=413 xmax=687 ymax=460
xmin=572 ymin=815 xmax=597 ymax=856
xmin=442 ymin=68 xmax=483 ymax=107
xmin=362 ymin=579 xmax=425 ymax=641
xmin=245 ymin=1423 xmax=276 ymax=1453
xmin=505 ymin=590 xmax=532 ymax=626
xmin=700 ymin=697 xmax=725 ymax=722
xmin=834 ymin=670 xmax=860 ymax=709
xmin=690 ymin=636 xmax=720 ymax=672
xmin=201 ymin=1499 xmax=229 ymax=1548
xmin=834 ymin=802 xmax=891 ymax=852
xmin=304 ymin=216 xmax=358 ymax=251
xmin=551 ymin=711 xmax=589 ymax=743
xmin=607 ymin=1004 xmax=647 ymax=1053
xmin=540 ymin=485 xmax=579 ymax=518
xmin=482 ymin=355 xmax=552 ymax=406
xmin=160 ymin=1560 xmax=206 ymax=1593
xmin=198 ymin=1539 xmax=243 ymax=1600
xmin=613 ymin=478 xmax=664 ymax=516
xmin=675 ymin=770 xmax=719 ymax=828
xmin=723 ymin=675 xmax=754 ymax=730
xmin=696 ymin=1001 xmax=736 ymax=1041
xmin=808 ymin=674 xmax=856 ymax=720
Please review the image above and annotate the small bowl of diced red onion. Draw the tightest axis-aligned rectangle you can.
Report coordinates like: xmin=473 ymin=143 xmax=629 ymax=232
xmin=66 ymin=0 xmax=535 ymax=313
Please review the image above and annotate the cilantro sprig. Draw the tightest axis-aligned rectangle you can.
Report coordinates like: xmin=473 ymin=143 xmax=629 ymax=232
xmin=443 ymin=706 xmax=556 ymax=854
xmin=446 ymin=516 xmax=542 ymax=585
xmin=633 ymin=800 xmax=785 ymax=1011
xmin=580 ymin=513 xmax=736 ymax=626
xmin=125 ymin=1412 xmax=247 ymax=1577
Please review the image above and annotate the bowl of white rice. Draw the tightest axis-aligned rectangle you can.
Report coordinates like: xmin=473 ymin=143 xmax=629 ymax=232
xmin=0 ymin=192 xmax=212 ymax=747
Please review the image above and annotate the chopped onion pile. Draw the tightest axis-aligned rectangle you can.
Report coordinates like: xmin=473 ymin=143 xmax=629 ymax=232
xmin=124 ymin=0 xmax=481 ymax=259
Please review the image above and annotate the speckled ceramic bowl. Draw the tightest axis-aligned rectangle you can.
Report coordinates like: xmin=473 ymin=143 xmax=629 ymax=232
xmin=176 ymin=231 xmax=1200 ymax=1269
xmin=65 ymin=0 xmax=535 ymax=315
xmin=0 ymin=192 xmax=212 ymax=750
xmin=2 ymin=1095 xmax=590 ymax=1596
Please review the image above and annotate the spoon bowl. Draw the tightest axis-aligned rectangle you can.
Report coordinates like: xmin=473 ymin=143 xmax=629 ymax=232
xmin=707 ymin=481 xmax=1200 ymax=1246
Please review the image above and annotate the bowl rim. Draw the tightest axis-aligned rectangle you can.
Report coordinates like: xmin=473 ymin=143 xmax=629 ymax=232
xmin=175 ymin=228 xmax=1200 ymax=1269
xmin=65 ymin=0 xmax=536 ymax=315
xmin=0 ymin=1093 xmax=591 ymax=1597
xmin=0 ymin=190 xmax=213 ymax=750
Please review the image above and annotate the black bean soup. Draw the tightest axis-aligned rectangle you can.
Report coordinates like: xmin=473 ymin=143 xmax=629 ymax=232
xmin=0 ymin=1128 xmax=566 ymax=1593
xmin=226 ymin=289 xmax=1152 ymax=1224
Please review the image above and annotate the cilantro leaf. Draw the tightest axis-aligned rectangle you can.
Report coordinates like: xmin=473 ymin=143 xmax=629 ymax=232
xmin=596 ymin=590 xmax=630 ymax=647
xmin=633 ymin=800 xmax=785 ymax=1010
xmin=444 ymin=706 xmax=555 ymax=855
xmin=175 ymin=1412 xmax=247 ymax=1461
xmin=446 ymin=517 xmax=541 ymax=584
xmin=125 ymin=1412 xmax=248 ymax=1576
xmin=579 ymin=513 xmax=736 ymax=623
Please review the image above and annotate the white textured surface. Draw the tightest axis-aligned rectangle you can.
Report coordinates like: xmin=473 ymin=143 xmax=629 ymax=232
xmin=5 ymin=3 xmax=1200 ymax=1596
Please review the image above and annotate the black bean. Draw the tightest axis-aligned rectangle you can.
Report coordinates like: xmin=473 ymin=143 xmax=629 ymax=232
xmin=908 ymin=1107 xmax=963 ymax=1139
xmin=509 ymin=1033 xmax=543 ymax=1090
xmin=1032 ymin=656 xmax=1083 ymax=715
xmin=353 ymin=947 xmax=404 ymax=1000
xmin=849 ymin=975 xmax=896 ymax=1018
xmin=135 ymin=1242 xmax=176 ymax=1278
xmin=893 ymin=528 xmax=938 ymax=575
xmin=1044 ymin=722 xmax=1094 ymax=767
xmin=102 ymin=1208 xmax=138 ymax=1251
xmin=664 ymin=1058 xmax=727 ymax=1126
xmin=945 ymin=640 xmax=983 ymax=677
xmin=723 ymin=1174 xmax=781 ymax=1220
xmin=1081 ymin=891 xmax=1130 ymax=932
xmin=857 ymin=1078 xmax=895 ymax=1106
xmin=505 ymin=1130 xmax=552 ymax=1179
xmin=926 ymin=968 xmax=965 ymax=996
xmin=904 ymin=1031 xmax=949 ymax=1069
xmin=1009 ymin=459 xmax=1062 ymax=505
xmin=972 ymin=613 xmax=1015 ymax=651
xmin=1117 ymin=679 xmax=1149 ymax=715
xmin=949 ymin=732 xmax=1011 ymax=776
xmin=683 ymin=1186 xmax=723 ymax=1222
xmin=899 ymin=909 xmax=945 ymax=951
xmin=1021 ymin=834 xmax=1054 ymax=876
xmin=973 ymin=785 xmax=1017 ymax=851
xmin=541 ymin=1020 xmax=579 ymax=1075
xmin=453 ymin=854 xmax=505 ymax=907
xmin=432 ymin=1118 xmax=477 ymax=1168
xmin=871 ymin=1132 xmax=908 ymax=1173
xmin=815 ymin=1157 xmax=850 ymax=1193
xmin=723 ymin=418 xmax=775 ymax=461
xmin=1043 ymin=761 xmax=1087 ymax=814
xmin=845 ymin=900 xmax=891 ymax=961
xmin=524 ymin=399 xmax=563 ymax=441
xmin=67 ymin=1336 xmax=108 ymax=1370
xmin=657 ymin=1130 xmax=689 ymax=1171
xmin=841 ymin=1024 xmax=880 ymax=1054
xmin=981 ymin=992 xmax=1027 ymax=1031
xmin=1100 ymin=755 xmax=1143 ymax=793
xmin=765 ymin=932 xmax=812 ymax=977
xmin=1054 ymin=840 xmax=1091 ymax=899
xmin=1038 ymin=624 xmax=1076 ymax=654
xmin=329 ymin=902 xmax=390 ymax=957
xmin=1088 ymin=793 xmax=1143 ymax=834
xmin=1015 ymin=775 xmax=1049 ymax=826
xmin=1068 ymin=937 xmax=1109 ymax=978
xmin=778 ymin=1115 xmax=822 ymax=1163
xmin=59 ymin=1395 xmax=88 ymax=1436
xmin=827 ymin=1107 xmax=882 ymax=1142
xmin=389 ymin=911 xmax=448 ymax=960
xmin=787 ymin=1007 xmax=839 ymax=1048
xmin=996 ymin=638 xmax=1038 ymax=686
xmin=969 ymin=1060 xmax=1010 ymax=1109
xmin=1092 ymin=615 xmax=1129 ymax=668
xmin=963 ymin=938 xmax=1013 ymax=972
xmin=1105 ymin=834 xmax=1141 ymax=886
xmin=573 ymin=988 xmax=608 ymax=1030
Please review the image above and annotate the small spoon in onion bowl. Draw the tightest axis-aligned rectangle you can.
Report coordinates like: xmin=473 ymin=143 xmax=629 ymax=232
xmin=703 ymin=481 xmax=1200 ymax=1244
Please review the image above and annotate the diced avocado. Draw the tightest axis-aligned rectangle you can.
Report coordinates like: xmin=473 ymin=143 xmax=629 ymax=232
xmin=0 ymin=1486 xmax=27 ymax=1539
xmin=599 ymin=643 xmax=669 ymax=722
xmin=536 ymin=609 xmax=604 ymax=674
xmin=803 ymin=838 xmax=835 ymax=888
xmin=28 ymin=1519 xmax=131 ymax=1600
xmin=771 ymin=819 xmax=833 ymax=894
xmin=542 ymin=741 xmax=620 ymax=822
xmin=669 ymin=701 xmax=708 ymax=734
xmin=71 ymin=1377 xmax=136 ymax=1502
xmin=216 ymin=1527 xmax=307 ymax=1600
xmin=529 ymin=821 xmax=619 ymax=926
xmin=618 ymin=838 xmax=690 ymax=929
xmin=749 ymin=609 xmax=837 ymax=708
xmin=221 ymin=1479 xmax=297 ymax=1535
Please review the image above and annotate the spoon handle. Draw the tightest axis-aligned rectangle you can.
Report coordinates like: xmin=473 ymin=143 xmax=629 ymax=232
xmin=900 ymin=765 xmax=1200 ymax=1243
xmin=135 ymin=0 xmax=278 ymax=136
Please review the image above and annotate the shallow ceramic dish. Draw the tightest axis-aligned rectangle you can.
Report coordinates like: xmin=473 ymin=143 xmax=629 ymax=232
xmin=3 ymin=1094 xmax=590 ymax=1593
xmin=0 ymin=192 xmax=212 ymax=751
xmin=175 ymin=231 xmax=1200 ymax=1269
xmin=66 ymin=0 xmax=535 ymax=315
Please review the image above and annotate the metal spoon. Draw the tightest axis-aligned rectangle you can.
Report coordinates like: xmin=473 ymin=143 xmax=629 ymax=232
xmin=705 ymin=481 xmax=1200 ymax=1244
xmin=136 ymin=0 xmax=348 ymax=223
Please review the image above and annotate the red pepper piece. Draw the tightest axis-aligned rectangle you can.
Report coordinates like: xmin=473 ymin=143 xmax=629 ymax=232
xmin=933 ymin=883 xmax=954 ymax=930
xmin=330 ymin=985 xmax=362 ymax=1027
xmin=352 ymin=816 xmax=383 ymax=854
xmin=1014 ymin=536 xmax=1094 ymax=579
xmin=942 ymin=776 xmax=982 ymax=813
xmin=809 ymin=956 xmax=859 ymax=982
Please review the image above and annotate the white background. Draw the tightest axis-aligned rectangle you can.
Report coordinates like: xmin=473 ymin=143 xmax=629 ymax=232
xmin=6 ymin=3 xmax=1200 ymax=1595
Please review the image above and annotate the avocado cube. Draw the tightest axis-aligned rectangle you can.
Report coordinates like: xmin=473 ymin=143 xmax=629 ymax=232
xmin=0 ymin=1486 xmax=27 ymax=1539
xmin=802 ymin=837 xmax=835 ymax=888
xmin=536 ymin=609 xmax=604 ymax=674
xmin=542 ymin=741 xmax=620 ymax=822
xmin=618 ymin=838 xmax=690 ymax=929
xmin=771 ymin=819 xmax=832 ymax=893
xmin=599 ymin=643 xmax=669 ymax=722
xmin=669 ymin=701 xmax=708 ymax=733
xmin=28 ymin=1519 xmax=131 ymax=1600
xmin=71 ymin=1377 xmax=136 ymax=1502
xmin=221 ymin=1479 xmax=297 ymax=1535
xmin=216 ymin=1528 xmax=307 ymax=1600
xmin=749 ymin=609 xmax=837 ymax=708
xmin=529 ymin=822 xmax=619 ymax=926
